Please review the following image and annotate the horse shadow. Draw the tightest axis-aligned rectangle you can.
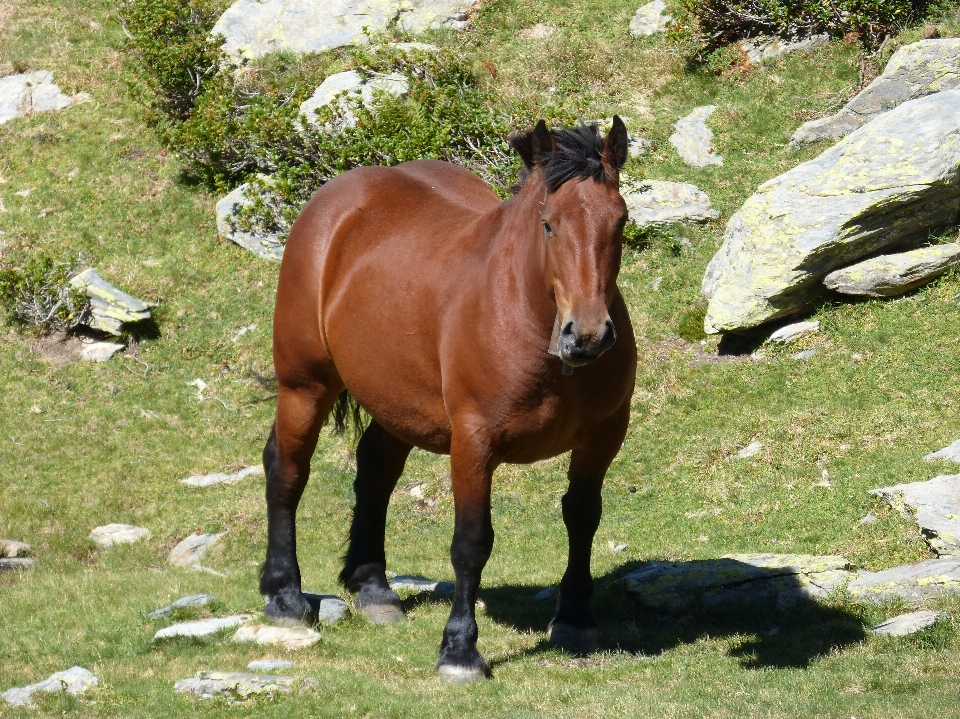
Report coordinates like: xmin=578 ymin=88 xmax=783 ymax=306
xmin=472 ymin=557 xmax=867 ymax=671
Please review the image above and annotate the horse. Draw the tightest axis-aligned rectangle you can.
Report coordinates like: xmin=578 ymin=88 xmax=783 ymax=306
xmin=260 ymin=116 xmax=637 ymax=682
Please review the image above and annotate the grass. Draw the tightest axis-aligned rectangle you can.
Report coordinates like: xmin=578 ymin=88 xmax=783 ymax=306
xmin=3 ymin=0 xmax=960 ymax=716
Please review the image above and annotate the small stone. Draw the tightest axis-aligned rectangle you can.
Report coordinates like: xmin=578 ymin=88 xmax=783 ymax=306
xmin=925 ymin=439 xmax=960 ymax=463
xmin=0 ymin=539 xmax=31 ymax=558
xmin=767 ymin=320 xmax=820 ymax=345
xmin=852 ymin=353 xmax=865 ymax=361
xmin=79 ymin=341 xmax=124 ymax=362
xmin=147 ymin=594 xmax=215 ymax=619
xmin=629 ymin=0 xmax=671 ymax=37
xmin=669 ymin=106 xmax=722 ymax=168
xmin=89 ymin=523 xmax=151 ymax=548
xmin=534 ymin=586 xmax=557 ymax=601
xmin=2 ymin=667 xmax=97 ymax=707
xmin=870 ymin=610 xmax=948 ymax=636
xmin=231 ymin=323 xmax=256 ymax=342
xmin=518 ymin=23 xmax=554 ymax=40
xmin=174 ymin=671 xmax=296 ymax=700
xmin=304 ymin=594 xmax=350 ymax=625
xmin=181 ymin=465 xmax=263 ymax=487
xmin=247 ymin=660 xmax=294 ymax=672
xmin=408 ymin=483 xmax=424 ymax=498
xmin=791 ymin=349 xmax=817 ymax=360
xmin=623 ymin=179 xmax=719 ymax=227
xmin=153 ymin=615 xmax=251 ymax=642
xmin=388 ymin=574 xmax=455 ymax=596
xmin=0 ymin=71 xmax=73 ymax=125
xmin=736 ymin=441 xmax=762 ymax=459
xmin=168 ymin=531 xmax=226 ymax=568
xmin=0 ymin=558 xmax=34 ymax=572
xmin=608 ymin=542 xmax=628 ymax=553
xmin=859 ymin=513 xmax=878 ymax=525
xmin=234 ymin=624 xmax=321 ymax=650
xmin=650 ymin=276 xmax=663 ymax=291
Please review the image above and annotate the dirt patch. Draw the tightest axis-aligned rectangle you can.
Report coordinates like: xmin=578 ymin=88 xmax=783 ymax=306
xmin=27 ymin=332 xmax=85 ymax=366
xmin=654 ymin=336 xmax=755 ymax=366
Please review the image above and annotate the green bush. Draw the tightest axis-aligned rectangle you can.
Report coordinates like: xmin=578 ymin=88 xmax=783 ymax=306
xmin=0 ymin=253 xmax=90 ymax=331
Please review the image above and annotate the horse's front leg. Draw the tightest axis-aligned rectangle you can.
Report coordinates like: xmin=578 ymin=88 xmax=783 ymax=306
xmin=436 ymin=424 xmax=496 ymax=683
xmin=548 ymin=401 xmax=631 ymax=654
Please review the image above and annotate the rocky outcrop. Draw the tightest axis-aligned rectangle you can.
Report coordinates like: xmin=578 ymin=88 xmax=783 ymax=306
xmin=870 ymin=475 xmax=960 ymax=556
xmin=0 ymin=71 xmax=73 ymax=125
xmin=870 ymin=610 xmax=948 ymax=636
xmin=848 ymin=558 xmax=960 ymax=602
xmin=792 ymin=39 xmax=960 ymax=145
xmin=623 ymin=180 xmax=719 ymax=227
xmin=702 ymin=89 xmax=960 ymax=333
xmin=822 ymin=243 xmax=960 ymax=297
xmin=212 ymin=0 xmax=478 ymax=62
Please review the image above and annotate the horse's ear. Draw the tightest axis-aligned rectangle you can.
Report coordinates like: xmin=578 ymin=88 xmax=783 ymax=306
xmin=603 ymin=115 xmax=629 ymax=172
xmin=510 ymin=120 xmax=555 ymax=170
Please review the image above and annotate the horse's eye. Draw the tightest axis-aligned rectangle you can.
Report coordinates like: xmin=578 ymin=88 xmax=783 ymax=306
xmin=542 ymin=220 xmax=553 ymax=235
xmin=616 ymin=215 xmax=628 ymax=231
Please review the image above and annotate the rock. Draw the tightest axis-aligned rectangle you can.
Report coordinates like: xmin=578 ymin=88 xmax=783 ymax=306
xmin=791 ymin=349 xmax=816 ymax=360
xmin=823 ymin=243 xmax=960 ymax=297
xmin=859 ymin=513 xmax=878 ymax=525
xmin=2 ymin=667 xmax=97 ymax=707
xmin=736 ymin=441 xmax=762 ymax=459
xmin=534 ymin=586 xmax=557 ymax=601
xmin=181 ymin=465 xmax=263 ymax=487
xmin=518 ymin=24 xmax=555 ymax=40
xmin=216 ymin=181 xmax=285 ymax=261
xmin=622 ymin=554 xmax=852 ymax=610
xmin=79 ymin=341 xmax=125 ymax=362
xmin=0 ymin=558 xmax=34 ymax=572
xmin=0 ymin=539 xmax=31 ymax=558
xmin=669 ymin=106 xmax=722 ymax=168
xmin=299 ymin=70 xmax=408 ymax=131
xmin=791 ymin=39 xmax=960 ymax=145
xmin=303 ymin=593 xmax=350 ymax=625
xmin=623 ymin=179 xmax=719 ymax=227
xmin=69 ymin=268 xmax=154 ymax=335
xmin=738 ymin=33 xmax=829 ymax=66
xmin=924 ymin=26 xmax=941 ymax=40
xmin=168 ymin=531 xmax=226 ymax=568
xmin=152 ymin=614 xmax=251 ymax=642
xmin=628 ymin=136 xmax=653 ymax=158
xmin=870 ymin=474 xmax=960 ymax=556
xmin=870 ymin=609 xmax=948 ymax=636
xmin=848 ymin=557 xmax=960 ymax=602
xmin=89 ymin=523 xmax=151 ymax=548
xmin=926 ymin=439 xmax=960 ymax=463
xmin=629 ymin=1 xmax=671 ymax=37
xmin=174 ymin=671 xmax=297 ymax=700
xmin=247 ymin=659 xmax=294 ymax=672
xmin=212 ymin=0 xmax=478 ymax=62
xmin=702 ymin=90 xmax=960 ymax=333
xmin=234 ymin=624 xmax=321 ymax=650
xmin=147 ymin=594 xmax=216 ymax=619
xmin=768 ymin=320 xmax=819 ymax=345
xmin=389 ymin=574 xmax=455 ymax=597
xmin=0 ymin=71 xmax=73 ymax=125
xmin=388 ymin=41 xmax=439 ymax=54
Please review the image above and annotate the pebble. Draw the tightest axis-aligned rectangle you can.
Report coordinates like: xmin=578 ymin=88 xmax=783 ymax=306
xmin=870 ymin=610 xmax=948 ymax=636
xmin=736 ymin=441 xmax=762 ymax=459
xmin=152 ymin=615 xmax=251 ymax=642
xmin=2 ymin=667 xmax=98 ymax=707
xmin=859 ymin=513 xmax=878 ymax=525
xmin=89 ymin=523 xmax=151 ymax=548
xmin=147 ymin=594 xmax=215 ymax=619
xmin=181 ymin=465 xmax=263 ymax=487
xmin=247 ymin=659 xmax=294 ymax=672
xmin=234 ymin=624 xmax=321 ymax=650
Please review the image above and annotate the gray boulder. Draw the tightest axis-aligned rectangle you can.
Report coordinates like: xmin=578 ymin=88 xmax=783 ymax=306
xmin=623 ymin=179 xmax=719 ymax=227
xmin=823 ymin=243 xmax=960 ymax=297
xmin=0 ymin=71 xmax=73 ymax=125
xmin=849 ymin=557 xmax=960 ymax=602
xmin=2 ymin=667 xmax=97 ymax=707
xmin=870 ymin=474 xmax=960 ymax=556
xmin=703 ymin=90 xmax=960 ymax=333
xmin=669 ymin=106 xmax=722 ymax=168
xmin=216 ymin=181 xmax=285 ymax=261
xmin=792 ymin=39 xmax=960 ymax=145
xmin=299 ymin=71 xmax=408 ymax=131
xmin=69 ymin=268 xmax=154 ymax=335
xmin=738 ymin=34 xmax=829 ymax=66
xmin=629 ymin=1 xmax=671 ymax=37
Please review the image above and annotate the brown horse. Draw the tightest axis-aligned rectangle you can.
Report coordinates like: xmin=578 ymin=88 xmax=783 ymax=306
xmin=260 ymin=117 xmax=637 ymax=682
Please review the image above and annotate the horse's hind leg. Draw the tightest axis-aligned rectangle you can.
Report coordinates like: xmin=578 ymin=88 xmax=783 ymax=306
xmin=548 ymin=400 xmax=631 ymax=654
xmin=340 ymin=420 xmax=412 ymax=623
xmin=260 ymin=383 xmax=338 ymax=624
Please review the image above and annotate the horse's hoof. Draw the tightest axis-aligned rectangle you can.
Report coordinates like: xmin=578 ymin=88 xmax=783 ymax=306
xmin=547 ymin=620 xmax=599 ymax=654
xmin=356 ymin=602 xmax=405 ymax=624
xmin=264 ymin=590 xmax=315 ymax=626
xmin=436 ymin=663 xmax=490 ymax=684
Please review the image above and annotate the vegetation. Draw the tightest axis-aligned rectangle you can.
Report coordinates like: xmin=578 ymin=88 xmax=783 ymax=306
xmin=2 ymin=0 xmax=960 ymax=717
xmin=0 ymin=251 xmax=89 ymax=331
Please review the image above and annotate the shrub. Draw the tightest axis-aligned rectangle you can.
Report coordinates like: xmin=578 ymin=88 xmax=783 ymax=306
xmin=0 ymin=252 xmax=90 ymax=331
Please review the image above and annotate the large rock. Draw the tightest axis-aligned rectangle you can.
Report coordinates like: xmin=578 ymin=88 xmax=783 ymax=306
xmin=212 ymin=0 xmax=478 ymax=62
xmin=216 ymin=181 xmax=285 ymax=261
xmin=2 ymin=667 xmax=97 ymax=707
xmin=738 ymin=34 xmax=829 ymax=66
xmin=623 ymin=180 xmax=719 ymax=227
xmin=69 ymin=268 xmax=154 ymax=335
xmin=0 ymin=71 xmax=73 ymax=125
xmin=669 ymin=106 xmax=722 ymax=168
xmin=299 ymin=70 xmax=408 ymax=131
xmin=792 ymin=39 xmax=960 ymax=146
xmin=848 ymin=558 xmax=960 ymax=602
xmin=702 ymin=90 xmax=960 ymax=333
xmin=870 ymin=474 xmax=960 ymax=556
xmin=823 ymin=243 xmax=960 ymax=297
xmin=629 ymin=1 xmax=671 ymax=37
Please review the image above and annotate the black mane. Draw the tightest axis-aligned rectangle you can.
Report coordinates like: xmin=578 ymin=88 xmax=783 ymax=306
xmin=542 ymin=122 xmax=611 ymax=193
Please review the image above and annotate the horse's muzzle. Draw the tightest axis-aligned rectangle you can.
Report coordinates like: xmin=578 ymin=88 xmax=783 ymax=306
xmin=558 ymin=317 xmax=616 ymax=367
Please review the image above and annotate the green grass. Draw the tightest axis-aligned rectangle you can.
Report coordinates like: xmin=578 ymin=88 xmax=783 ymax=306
xmin=3 ymin=0 xmax=960 ymax=717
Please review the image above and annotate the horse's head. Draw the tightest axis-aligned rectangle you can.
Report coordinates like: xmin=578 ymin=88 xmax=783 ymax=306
xmin=511 ymin=118 xmax=629 ymax=368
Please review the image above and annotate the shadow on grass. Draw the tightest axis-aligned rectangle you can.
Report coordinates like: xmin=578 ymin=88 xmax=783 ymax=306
xmin=478 ymin=558 xmax=867 ymax=671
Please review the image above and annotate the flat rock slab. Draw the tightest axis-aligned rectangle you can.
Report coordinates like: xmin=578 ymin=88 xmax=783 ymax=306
xmin=0 ymin=71 xmax=73 ymax=125
xmin=702 ymin=89 xmax=960 ymax=333
xmin=69 ymin=268 xmax=153 ymax=335
xmin=738 ymin=33 xmax=829 ymax=66
xmin=247 ymin=659 xmax=294 ymax=672
xmin=299 ymin=70 xmax=408 ymax=130
xmin=629 ymin=0 xmax=670 ymax=37
xmin=669 ymin=106 xmax=722 ymax=168
xmin=849 ymin=558 xmax=960 ymax=602
xmin=216 ymin=181 xmax=285 ymax=261
xmin=153 ymin=614 xmax=251 ymax=642
xmin=0 ymin=539 xmax=31 ymax=557
xmin=768 ymin=320 xmax=819 ymax=345
xmin=823 ymin=243 xmax=960 ymax=297
xmin=79 ymin=341 xmax=125 ymax=362
xmin=169 ymin=531 xmax=226 ymax=568
xmin=793 ymin=39 xmax=960 ymax=145
xmin=623 ymin=179 xmax=719 ymax=227
xmin=870 ymin=474 xmax=960 ymax=556
xmin=870 ymin=610 xmax=949 ymax=636
xmin=0 ymin=558 xmax=35 ymax=572
xmin=2 ymin=666 xmax=98 ymax=707
xmin=147 ymin=594 xmax=215 ymax=619
xmin=926 ymin=439 xmax=960 ymax=463
xmin=234 ymin=624 xmax=321 ymax=650
xmin=622 ymin=553 xmax=852 ymax=610
xmin=174 ymin=671 xmax=297 ymax=700
xmin=212 ymin=0 xmax=478 ymax=62
xmin=736 ymin=441 xmax=762 ymax=458
xmin=389 ymin=575 xmax=455 ymax=597
xmin=89 ymin=523 xmax=151 ymax=548
xmin=181 ymin=465 xmax=263 ymax=487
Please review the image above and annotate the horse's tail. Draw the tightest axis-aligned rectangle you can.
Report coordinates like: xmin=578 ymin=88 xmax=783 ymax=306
xmin=331 ymin=389 xmax=366 ymax=441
